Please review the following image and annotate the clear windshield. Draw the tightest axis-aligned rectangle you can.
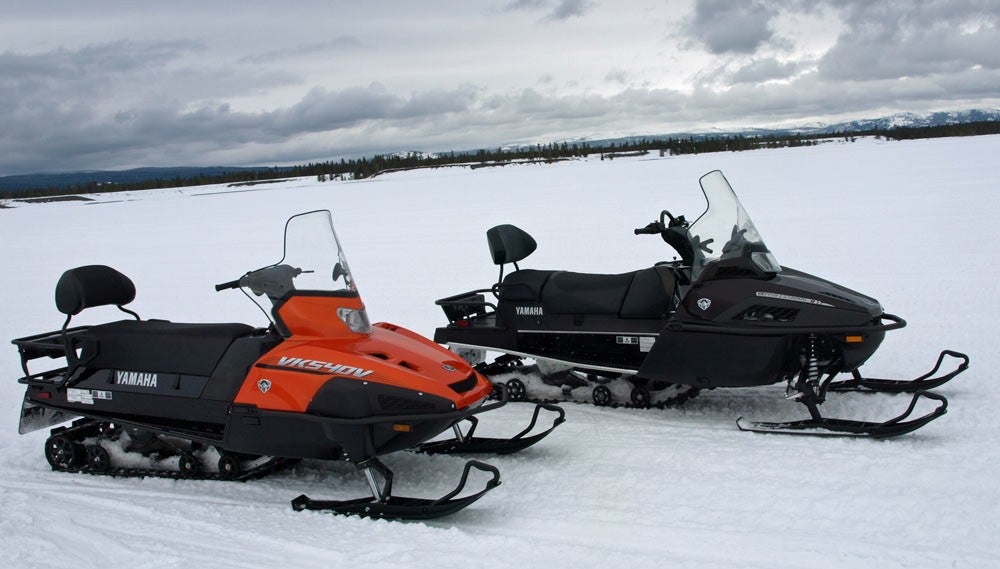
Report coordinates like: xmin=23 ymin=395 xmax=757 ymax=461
xmin=687 ymin=170 xmax=780 ymax=280
xmin=240 ymin=210 xmax=358 ymax=303
xmin=241 ymin=210 xmax=370 ymax=334
xmin=281 ymin=210 xmax=357 ymax=294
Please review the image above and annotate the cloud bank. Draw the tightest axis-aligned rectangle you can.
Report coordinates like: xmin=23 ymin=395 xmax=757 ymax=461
xmin=0 ymin=0 xmax=997 ymax=175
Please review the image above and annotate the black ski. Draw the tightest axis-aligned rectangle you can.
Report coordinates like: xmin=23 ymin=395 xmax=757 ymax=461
xmin=291 ymin=459 xmax=501 ymax=520
xmin=736 ymin=390 xmax=948 ymax=438
xmin=827 ymin=350 xmax=969 ymax=393
xmin=415 ymin=402 xmax=565 ymax=455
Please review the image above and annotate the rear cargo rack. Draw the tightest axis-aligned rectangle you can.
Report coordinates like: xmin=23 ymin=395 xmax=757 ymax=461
xmin=435 ymin=290 xmax=500 ymax=325
xmin=11 ymin=326 xmax=90 ymax=380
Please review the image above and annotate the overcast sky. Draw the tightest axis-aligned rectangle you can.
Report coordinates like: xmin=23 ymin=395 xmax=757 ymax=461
xmin=1 ymin=0 xmax=998 ymax=175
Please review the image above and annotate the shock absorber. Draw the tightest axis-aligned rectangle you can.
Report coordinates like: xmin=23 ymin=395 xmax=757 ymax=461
xmin=805 ymin=334 xmax=821 ymax=387
xmin=788 ymin=334 xmax=821 ymax=400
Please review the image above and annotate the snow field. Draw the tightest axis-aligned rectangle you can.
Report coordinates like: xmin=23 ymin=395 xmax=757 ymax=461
xmin=1 ymin=135 xmax=998 ymax=568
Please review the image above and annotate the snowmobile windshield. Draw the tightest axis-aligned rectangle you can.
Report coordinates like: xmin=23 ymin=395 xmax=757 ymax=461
xmin=688 ymin=170 xmax=780 ymax=280
xmin=239 ymin=210 xmax=360 ymax=304
xmin=279 ymin=209 xmax=358 ymax=294
xmin=240 ymin=210 xmax=372 ymax=334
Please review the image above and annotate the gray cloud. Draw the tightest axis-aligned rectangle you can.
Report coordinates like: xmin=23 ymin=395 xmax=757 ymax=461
xmin=605 ymin=68 xmax=629 ymax=84
xmin=1 ymin=1 xmax=998 ymax=177
xmin=729 ymin=58 xmax=805 ymax=84
xmin=544 ymin=0 xmax=595 ymax=21
xmin=684 ymin=0 xmax=780 ymax=54
xmin=2 ymin=59 xmax=997 ymax=176
xmin=503 ymin=0 xmax=548 ymax=10
xmin=819 ymin=1 xmax=1000 ymax=80
xmin=240 ymin=36 xmax=363 ymax=65
xmin=503 ymin=0 xmax=596 ymax=22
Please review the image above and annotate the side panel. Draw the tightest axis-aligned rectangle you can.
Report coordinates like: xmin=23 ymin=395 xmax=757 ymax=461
xmin=235 ymin=325 xmax=492 ymax=413
xmin=273 ymin=293 xmax=366 ymax=339
xmin=223 ymin=406 xmax=456 ymax=461
xmin=638 ymin=329 xmax=791 ymax=387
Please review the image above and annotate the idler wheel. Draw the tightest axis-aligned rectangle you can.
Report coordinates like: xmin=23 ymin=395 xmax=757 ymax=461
xmin=178 ymin=453 xmax=202 ymax=478
xmin=506 ymin=378 xmax=527 ymax=402
xmin=217 ymin=454 xmax=242 ymax=480
xmin=630 ymin=386 xmax=651 ymax=408
xmin=45 ymin=434 xmax=82 ymax=471
xmin=85 ymin=445 xmax=111 ymax=473
xmin=592 ymin=385 xmax=613 ymax=407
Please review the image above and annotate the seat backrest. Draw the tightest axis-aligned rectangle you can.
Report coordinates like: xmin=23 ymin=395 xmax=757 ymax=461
xmin=487 ymin=224 xmax=537 ymax=266
xmin=55 ymin=265 xmax=136 ymax=316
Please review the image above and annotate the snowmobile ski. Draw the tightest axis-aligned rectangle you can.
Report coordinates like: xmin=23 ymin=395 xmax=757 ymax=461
xmin=291 ymin=458 xmax=500 ymax=520
xmin=736 ymin=390 xmax=948 ymax=438
xmin=415 ymin=398 xmax=565 ymax=455
xmin=827 ymin=350 xmax=969 ymax=393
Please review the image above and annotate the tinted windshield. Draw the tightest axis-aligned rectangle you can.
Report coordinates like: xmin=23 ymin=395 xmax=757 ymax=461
xmin=688 ymin=170 xmax=779 ymax=280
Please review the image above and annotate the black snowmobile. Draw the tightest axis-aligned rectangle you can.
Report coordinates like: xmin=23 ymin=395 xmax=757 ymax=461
xmin=12 ymin=210 xmax=563 ymax=520
xmin=434 ymin=170 xmax=967 ymax=438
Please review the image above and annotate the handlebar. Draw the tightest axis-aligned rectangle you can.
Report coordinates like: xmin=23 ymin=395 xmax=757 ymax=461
xmin=634 ymin=223 xmax=662 ymax=235
xmin=634 ymin=210 xmax=688 ymax=236
xmin=215 ymin=279 xmax=242 ymax=292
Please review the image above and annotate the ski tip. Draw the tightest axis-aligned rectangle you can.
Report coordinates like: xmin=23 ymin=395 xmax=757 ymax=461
xmin=290 ymin=494 xmax=311 ymax=511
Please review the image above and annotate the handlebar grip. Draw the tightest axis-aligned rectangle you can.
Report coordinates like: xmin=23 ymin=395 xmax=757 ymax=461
xmin=215 ymin=279 xmax=241 ymax=292
xmin=634 ymin=226 xmax=661 ymax=235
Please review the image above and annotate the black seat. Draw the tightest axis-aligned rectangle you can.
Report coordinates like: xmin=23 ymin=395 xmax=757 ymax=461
xmin=542 ymin=271 xmax=635 ymax=315
xmin=80 ymin=320 xmax=254 ymax=376
xmin=497 ymin=269 xmax=554 ymax=301
xmin=54 ymin=265 xmax=253 ymax=376
xmin=486 ymin=225 xmax=675 ymax=318
xmin=499 ymin=266 xmax=675 ymax=318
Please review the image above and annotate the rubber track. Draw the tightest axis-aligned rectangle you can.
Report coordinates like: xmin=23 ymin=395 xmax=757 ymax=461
xmin=493 ymin=386 xmax=702 ymax=411
xmin=481 ymin=360 xmax=702 ymax=410
xmin=48 ymin=419 xmax=294 ymax=482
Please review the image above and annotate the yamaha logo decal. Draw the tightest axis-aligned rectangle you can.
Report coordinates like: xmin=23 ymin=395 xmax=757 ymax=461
xmin=257 ymin=379 xmax=272 ymax=394
xmin=697 ymin=298 xmax=712 ymax=311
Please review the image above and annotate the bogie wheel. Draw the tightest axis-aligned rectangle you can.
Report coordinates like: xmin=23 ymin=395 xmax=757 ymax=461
xmin=86 ymin=445 xmax=111 ymax=473
xmin=592 ymin=385 xmax=613 ymax=407
xmin=506 ymin=378 xmax=527 ymax=402
xmin=45 ymin=435 xmax=82 ymax=471
xmin=217 ymin=454 xmax=242 ymax=480
xmin=178 ymin=453 xmax=202 ymax=478
xmin=630 ymin=386 xmax=651 ymax=408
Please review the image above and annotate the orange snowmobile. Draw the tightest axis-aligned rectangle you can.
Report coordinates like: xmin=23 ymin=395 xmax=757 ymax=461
xmin=13 ymin=210 xmax=563 ymax=520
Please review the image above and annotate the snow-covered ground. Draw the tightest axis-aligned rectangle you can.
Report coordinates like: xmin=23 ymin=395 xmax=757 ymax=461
xmin=2 ymin=136 xmax=998 ymax=569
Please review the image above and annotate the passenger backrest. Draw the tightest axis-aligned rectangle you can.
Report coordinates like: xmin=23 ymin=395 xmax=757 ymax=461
xmin=487 ymin=224 xmax=536 ymax=266
xmin=55 ymin=265 xmax=137 ymax=316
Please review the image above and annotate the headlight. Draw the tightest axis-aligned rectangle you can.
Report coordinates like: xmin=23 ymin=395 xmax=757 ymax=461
xmin=751 ymin=251 xmax=781 ymax=273
xmin=337 ymin=307 xmax=372 ymax=334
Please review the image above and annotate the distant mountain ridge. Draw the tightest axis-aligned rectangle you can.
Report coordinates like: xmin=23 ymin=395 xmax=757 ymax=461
xmin=3 ymin=108 xmax=998 ymax=193
xmin=795 ymin=108 xmax=1000 ymax=133
xmin=573 ymin=108 xmax=1000 ymax=147
xmin=0 ymin=166 xmax=289 ymax=193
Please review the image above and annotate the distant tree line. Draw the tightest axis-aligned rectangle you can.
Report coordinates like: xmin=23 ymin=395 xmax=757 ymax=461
xmin=3 ymin=120 xmax=998 ymax=201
